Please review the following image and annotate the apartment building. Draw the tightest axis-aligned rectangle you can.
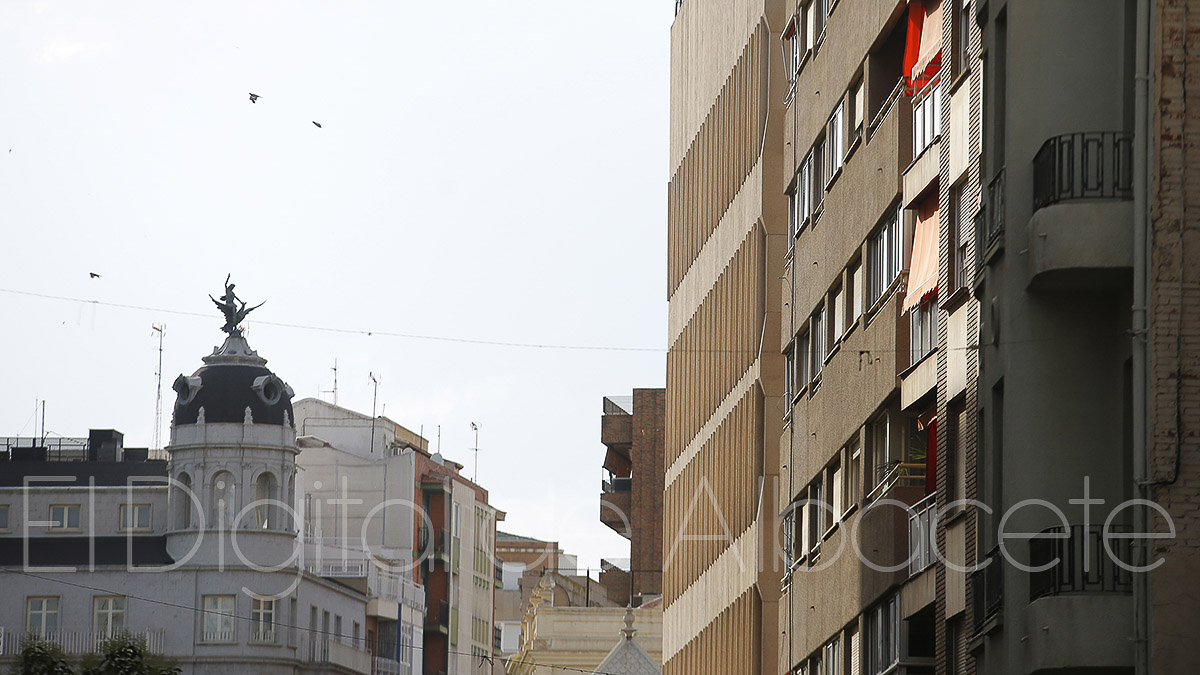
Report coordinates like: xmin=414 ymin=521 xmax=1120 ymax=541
xmin=0 ymin=328 xmax=377 ymax=674
xmin=294 ymin=398 xmax=503 ymax=675
xmin=664 ymin=1 xmax=787 ymax=673
xmin=597 ymin=389 xmax=665 ymax=607
xmin=293 ymin=398 xmax=428 ymax=675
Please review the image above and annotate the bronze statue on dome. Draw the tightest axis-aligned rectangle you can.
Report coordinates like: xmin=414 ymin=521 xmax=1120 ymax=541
xmin=209 ymin=275 xmax=265 ymax=335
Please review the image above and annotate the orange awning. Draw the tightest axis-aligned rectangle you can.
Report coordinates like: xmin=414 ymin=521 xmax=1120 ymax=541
xmin=904 ymin=198 xmax=939 ymax=312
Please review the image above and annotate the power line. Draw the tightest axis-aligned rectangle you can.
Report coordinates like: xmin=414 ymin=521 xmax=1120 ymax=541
xmin=0 ymin=286 xmax=1130 ymax=356
xmin=1 ymin=567 xmax=646 ymax=675
xmin=0 ymin=287 xmax=662 ymax=353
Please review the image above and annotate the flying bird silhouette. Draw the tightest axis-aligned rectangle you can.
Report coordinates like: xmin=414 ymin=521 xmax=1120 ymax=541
xmin=249 ymin=93 xmax=260 ymax=103
xmin=312 ymin=121 xmax=322 ymax=128
xmin=89 ymin=272 xmax=101 ymax=279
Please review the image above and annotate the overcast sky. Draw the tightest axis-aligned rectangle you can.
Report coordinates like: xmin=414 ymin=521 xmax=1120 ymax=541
xmin=0 ymin=1 xmax=671 ymax=572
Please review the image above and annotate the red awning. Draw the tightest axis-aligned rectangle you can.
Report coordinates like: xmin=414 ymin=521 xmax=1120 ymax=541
xmin=904 ymin=0 xmax=944 ymax=93
xmin=904 ymin=198 xmax=940 ymax=312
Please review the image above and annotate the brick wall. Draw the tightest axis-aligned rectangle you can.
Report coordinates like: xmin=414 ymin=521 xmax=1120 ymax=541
xmin=1150 ymin=0 xmax=1200 ymax=671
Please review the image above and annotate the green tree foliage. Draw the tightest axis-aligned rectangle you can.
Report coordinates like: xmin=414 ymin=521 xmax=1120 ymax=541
xmin=78 ymin=633 xmax=180 ymax=675
xmin=10 ymin=635 xmax=73 ymax=675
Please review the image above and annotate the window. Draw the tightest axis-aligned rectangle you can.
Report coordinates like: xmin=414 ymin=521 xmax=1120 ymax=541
xmin=799 ymin=153 xmax=814 ymax=227
xmin=803 ymin=1 xmax=817 ymax=53
xmin=850 ymin=78 xmax=865 ymax=143
xmin=954 ymin=0 xmax=971 ymax=78
xmin=27 ymin=597 xmax=59 ymax=636
xmin=93 ymin=596 xmax=125 ymax=637
xmin=202 ymin=595 xmax=235 ymax=641
xmin=810 ymin=305 xmax=826 ymax=382
xmin=910 ymin=292 xmax=937 ymax=365
xmin=865 ymin=594 xmax=900 ymax=675
xmin=848 ymin=439 xmax=862 ymax=507
xmin=867 ymin=206 xmax=903 ymax=308
xmin=913 ymin=80 xmax=943 ymax=159
xmin=831 ymin=462 xmax=843 ymax=523
xmin=783 ymin=509 xmax=796 ymax=570
xmin=788 ymin=183 xmax=799 ymax=247
xmin=949 ymin=401 xmax=968 ymax=507
xmin=0 ymin=504 xmax=9 ymax=531
xmin=177 ymin=473 xmax=192 ymax=529
xmin=49 ymin=505 xmax=80 ymax=530
xmin=823 ymin=638 xmax=841 ymax=675
xmin=848 ymin=261 xmax=863 ymax=325
xmin=120 ymin=504 xmax=151 ymax=531
xmin=784 ymin=17 xmax=801 ymax=88
xmin=812 ymin=136 xmax=826 ymax=214
xmin=255 ymin=472 xmax=277 ymax=530
xmin=797 ymin=331 xmax=811 ymax=395
xmin=785 ymin=345 xmax=796 ymax=405
xmin=828 ymin=101 xmax=845 ymax=180
xmin=869 ymin=413 xmax=892 ymax=495
xmin=335 ymin=615 xmax=343 ymax=642
xmin=252 ymin=597 xmax=275 ymax=642
xmin=951 ymin=182 xmax=972 ymax=291
xmin=808 ymin=479 xmax=824 ymax=555
xmin=812 ymin=0 xmax=827 ymax=46
xmin=947 ymin=615 xmax=964 ymax=675
xmin=831 ymin=283 xmax=845 ymax=344
xmin=211 ymin=471 xmax=236 ymax=527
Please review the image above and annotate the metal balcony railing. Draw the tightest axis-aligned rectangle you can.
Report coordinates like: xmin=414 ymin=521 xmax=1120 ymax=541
xmin=602 ymin=476 xmax=632 ymax=493
xmin=425 ymin=600 xmax=450 ymax=630
xmin=1033 ymin=132 xmax=1133 ymax=212
xmin=971 ymin=547 xmax=1004 ymax=633
xmin=974 ymin=169 xmax=1006 ymax=274
xmin=1029 ymin=525 xmax=1134 ymax=601
xmin=908 ymin=492 xmax=937 ymax=576
xmin=0 ymin=629 xmax=166 ymax=655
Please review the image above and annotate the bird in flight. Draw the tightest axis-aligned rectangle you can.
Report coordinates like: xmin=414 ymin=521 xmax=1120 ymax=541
xmin=249 ymin=93 xmax=260 ymax=103
xmin=312 ymin=121 xmax=322 ymax=128
xmin=89 ymin=272 xmax=101 ymax=279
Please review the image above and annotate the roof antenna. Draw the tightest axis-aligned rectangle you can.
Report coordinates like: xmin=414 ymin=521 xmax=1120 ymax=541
xmin=470 ymin=422 xmax=480 ymax=482
xmin=320 ymin=359 xmax=339 ymax=405
xmin=368 ymin=372 xmax=380 ymax=453
xmin=152 ymin=324 xmax=166 ymax=450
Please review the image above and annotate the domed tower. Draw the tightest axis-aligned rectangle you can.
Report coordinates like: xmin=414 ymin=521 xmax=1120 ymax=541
xmin=164 ymin=279 xmax=298 ymax=566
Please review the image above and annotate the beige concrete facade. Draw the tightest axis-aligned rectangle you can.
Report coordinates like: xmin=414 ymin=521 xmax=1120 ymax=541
xmin=664 ymin=0 xmax=786 ymax=673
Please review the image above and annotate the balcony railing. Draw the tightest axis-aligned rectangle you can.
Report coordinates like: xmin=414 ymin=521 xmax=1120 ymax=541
xmin=305 ymin=636 xmax=372 ymax=674
xmin=373 ymin=656 xmax=403 ymax=675
xmin=1033 ymin=131 xmax=1133 ymax=212
xmin=1028 ymin=525 xmax=1134 ymax=601
xmin=0 ymin=629 xmax=166 ymax=656
xmin=908 ymin=492 xmax=937 ymax=576
xmin=602 ymin=476 xmax=632 ymax=493
xmin=974 ymin=169 xmax=1006 ymax=274
xmin=425 ymin=600 xmax=450 ymax=632
xmin=970 ymin=547 xmax=1003 ymax=633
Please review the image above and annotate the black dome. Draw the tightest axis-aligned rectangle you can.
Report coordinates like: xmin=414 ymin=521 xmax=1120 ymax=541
xmin=171 ymin=335 xmax=294 ymax=427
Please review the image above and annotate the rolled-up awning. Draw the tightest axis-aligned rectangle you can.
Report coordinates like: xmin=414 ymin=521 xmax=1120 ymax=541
xmin=904 ymin=198 xmax=940 ymax=312
xmin=904 ymin=0 xmax=944 ymax=93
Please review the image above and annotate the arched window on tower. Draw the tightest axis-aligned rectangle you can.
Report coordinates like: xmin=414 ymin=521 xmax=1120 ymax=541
xmin=256 ymin=472 xmax=278 ymax=530
xmin=211 ymin=471 xmax=236 ymax=528
xmin=177 ymin=473 xmax=193 ymax=529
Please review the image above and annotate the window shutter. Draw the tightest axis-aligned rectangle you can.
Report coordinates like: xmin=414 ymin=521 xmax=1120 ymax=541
xmin=850 ymin=629 xmax=860 ymax=675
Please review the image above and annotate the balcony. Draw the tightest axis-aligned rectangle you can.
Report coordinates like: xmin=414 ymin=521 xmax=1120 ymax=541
xmin=1024 ymin=525 xmax=1136 ymax=671
xmin=601 ymin=413 xmax=633 ymax=447
xmin=304 ymin=636 xmax=372 ymax=674
xmin=424 ymin=600 xmax=450 ymax=635
xmin=1029 ymin=525 xmax=1133 ymax=601
xmin=970 ymin=547 xmax=1003 ymax=635
xmin=1033 ymin=132 xmax=1132 ymax=210
xmin=1028 ymin=132 xmax=1134 ymax=290
xmin=372 ymin=656 xmax=403 ymax=675
xmin=0 ymin=629 xmax=166 ymax=656
xmin=600 ymin=477 xmax=632 ymax=539
xmin=974 ymin=169 xmax=1006 ymax=278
